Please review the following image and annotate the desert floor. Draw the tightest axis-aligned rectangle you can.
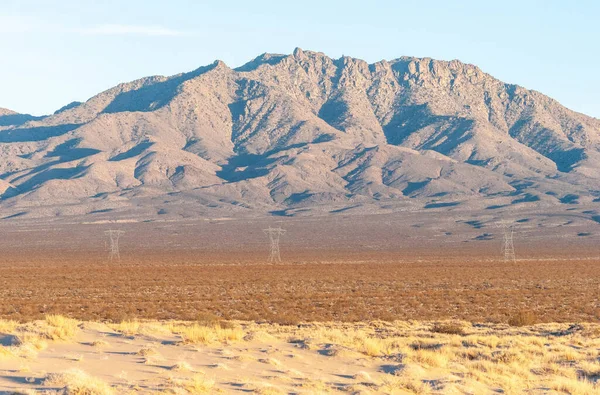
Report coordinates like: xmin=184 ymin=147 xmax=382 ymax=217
xmin=1 ymin=317 xmax=600 ymax=394
xmin=0 ymin=212 xmax=598 ymax=393
xmin=1 ymin=212 xmax=599 ymax=324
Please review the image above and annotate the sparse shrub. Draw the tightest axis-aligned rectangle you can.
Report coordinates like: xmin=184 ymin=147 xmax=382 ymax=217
xmin=407 ymin=349 xmax=449 ymax=368
xmin=173 ymin=323 xmax=244 ymax=344
xmin=168 ymin=373 xmax=215 ymax=393
xmin=549 ymin=377 xmax=598 ymax=395
xmin=108 ymin=320 xmax=140 ymax=336
xmin=353 ymin=371 xmax=374 ymax=383
xmin=359 ymin=337 xmax=385 ymax=357
xmin=44 ymin=368 xmax=113 ymax=395
xmin=244 ymin=330 xmax=276 ymax=342
xmin=136 ymin=346 xmax=159 ymax=357
xmin=258 ymin=357 xmax=282 ymax=367
xmin=44 ymin=315 xmax=80 ymax=340
xmin=0 ymin=319 xmax=19 ymax=334
xmin=508 ymin=310 xmax=538 ymax=327
xmin=90 ymin=340 xmax=109 ymax=349
xmin=579 ymin=361 xmax=600 ymax=380
xmin=254 ymin=384 xmax=285 ymax=394
xmin=15 ymin=333 xmax=48 ymax=351
xmin=272 ymin=313 xmax=302 ymax=326
xmin=379 ymin=376 xmax=433 ymax=394
xmin=431 ymin=322 xmax=466 ymax=335
xmin=195 ymin=312 xmax=235 ymax=329
xmin=0 ymin=345 xmax=14 ymax=358
xmin=295 ymin=378 xmax=335 ymax=393
xmin=170 ymin=361 xmax=193 ymax=371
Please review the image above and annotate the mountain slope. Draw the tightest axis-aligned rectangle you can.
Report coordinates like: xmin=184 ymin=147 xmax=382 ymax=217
xmin=0 ymin=49 xmax=599 ymax=220
xmin=0 ymin=108 xmax=45 ymax=128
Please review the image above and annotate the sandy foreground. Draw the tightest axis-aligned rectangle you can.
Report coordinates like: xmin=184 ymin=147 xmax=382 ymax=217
xmin=0 ymin=317 xmax=599 ymax=394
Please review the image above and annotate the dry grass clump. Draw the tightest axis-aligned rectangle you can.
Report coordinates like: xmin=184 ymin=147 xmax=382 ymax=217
xmin=0 ymin=316 xmax=78 ymax=361
xmin=578 ymin=361 xmax=600 ymax=380
xmin=508 ymin=310 xmax=538 ymax=326
xmin=258 ymin=357 xmax=282 ymax=367
xmin=252 ymin=383 xmax=286 ymax=394
xmin=136 ymin=346 xmax=159 ymax=357
xmin=1 ymin=315 xmax=79 ymax=356
xmin=165 ymin=373 xmax=215 ymax=393
xmin=173 ymin=322 xmax=244 ymax=345
xmin=548 ymin=376 xmax=599 ymax=394
xmin=244 ymin=330 xmax=276 ymax=342
xmin=90 ymin=339 xmax=109 ymax=349
xmin=44 ymin=315 xmax=80 ymax=341
xmin=169 ymin=361 xmax=194 ymax=372
xmin=406 ymin=348 xmax=449 ymax=368
xmin=358 ymin=337 xmax=388 ymax=357
xmin=0 ymin=319 xmax=19 ymax=333
xmin=294 ymin=377 xmax=335 ymax=393
xmin=0 ymin=345 xmax=15 ymax=358
xmin=6 ymin=332 xmax=49 ymax=359
xmin=353 ymin=371 xmax=375 ymax=383
xmin=379 ymin=376 xmax=433 ymax=394
xmin=106 ymin=320 xmax=140 ymax=337
xmin=44 ymin=368 xmax=113 ymax=394
xmin=431 ymin=321 xmax=467 ymax=335
xmin=15 ymin=332 xmax=49 ymax=351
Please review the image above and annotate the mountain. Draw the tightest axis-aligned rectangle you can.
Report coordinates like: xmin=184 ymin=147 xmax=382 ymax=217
xmin=0 ymin=108 xmax=17 ymax=116
xmin=0 ymin=107 xmax=46 ymax=128
xmin=0 ymin=48 xmax=599 ymax=220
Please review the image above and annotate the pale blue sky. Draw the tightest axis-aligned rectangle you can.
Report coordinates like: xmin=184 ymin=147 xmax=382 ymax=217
xmin=1 ymin=0 xmax=598 ymax=118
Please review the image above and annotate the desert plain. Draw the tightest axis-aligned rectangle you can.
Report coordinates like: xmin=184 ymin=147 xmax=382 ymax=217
xmin=0 ymin=207 xmax=598 ymax=394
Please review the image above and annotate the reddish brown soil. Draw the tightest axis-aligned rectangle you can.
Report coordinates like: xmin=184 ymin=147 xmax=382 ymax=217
xmin=1 ymin=215 xmax=598 ymax=323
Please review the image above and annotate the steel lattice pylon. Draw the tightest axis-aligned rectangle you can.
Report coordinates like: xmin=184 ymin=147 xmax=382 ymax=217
xmin=263 ymin=227 xmax=286 ymax=263
xmin=497 ymin=221 xmax=516 ymax=263
xmin=104 ymin=230 xmax=125 ymax=262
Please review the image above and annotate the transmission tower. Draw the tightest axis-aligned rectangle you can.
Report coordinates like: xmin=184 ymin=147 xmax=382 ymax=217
xmin=497 ymin=221 xmax=516 ymax=263
xmin=263 ymin=227 xmax=286 ymax=263
xmin=104 ymin=230 xmax=125 ymax=262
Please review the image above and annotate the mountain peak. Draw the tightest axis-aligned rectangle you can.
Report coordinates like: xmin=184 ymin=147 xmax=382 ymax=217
xmin=0 ymin=49 xmax=599 ymax=221
xmin=212 ymin=59 xmax=228 ymax=69
xmin=54 ymin=101 xmax=83 ymax=115
xmin=293 ymin=47 xmax=304 ymax=57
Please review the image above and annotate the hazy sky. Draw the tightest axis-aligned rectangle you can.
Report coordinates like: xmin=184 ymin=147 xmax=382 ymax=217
xmin=1 ymin=0 xmax=598 ymax=118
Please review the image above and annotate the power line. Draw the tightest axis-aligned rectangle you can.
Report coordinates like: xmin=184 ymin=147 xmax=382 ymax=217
xmin=263 ymin=227 xmax=286 ymax=263
xmin=497 ymin=221 xmax=516 ymax=263
xmin=104 ymin=230 xmax=125 ymax=262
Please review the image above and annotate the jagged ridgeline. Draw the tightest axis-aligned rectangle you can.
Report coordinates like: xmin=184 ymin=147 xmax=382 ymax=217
xmin=0 ymin=48 xmax=599 ymax=219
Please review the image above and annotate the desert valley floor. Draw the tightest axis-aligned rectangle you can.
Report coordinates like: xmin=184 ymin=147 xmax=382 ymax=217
xmin=1 ymin=207 xmax=599 ymax=323
xmin=0 ymin=208 xmax=599 ymax=393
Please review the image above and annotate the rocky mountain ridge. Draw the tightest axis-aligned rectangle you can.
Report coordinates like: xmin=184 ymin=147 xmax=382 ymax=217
xmin=0 ymin=48 xmax=599 ymax=220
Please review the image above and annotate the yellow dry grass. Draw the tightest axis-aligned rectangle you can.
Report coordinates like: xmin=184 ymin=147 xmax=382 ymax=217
xmin=0 ymin=345 xmax=14 ymax=358
xmin=245 ymin=320 xmax=600 ymax=394
xmin=165 ymin=373 xmax=216 ymax=393
xmin=2 ymin=318 xmax=600 ymax=394
xmin=0 ymin=319 xmax=19 ymax=334
xmin=106 ymin=320 xmax=141 ymax=337
xmin=169 ymin=361 xmax=194 ymax=372
xmin=44 ymin=315 xmax=80 ymax=341
xmin=44 ymin=368 xmax=113 ymax=394
xmin=171 ymin=323 xmax=244 ymax=345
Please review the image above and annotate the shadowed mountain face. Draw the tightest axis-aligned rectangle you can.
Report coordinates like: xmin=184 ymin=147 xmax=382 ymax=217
xmin=0 ymin=49 xmax=599 ymax=220
xmin=0 ymin=107 xmax=46 ymax=127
